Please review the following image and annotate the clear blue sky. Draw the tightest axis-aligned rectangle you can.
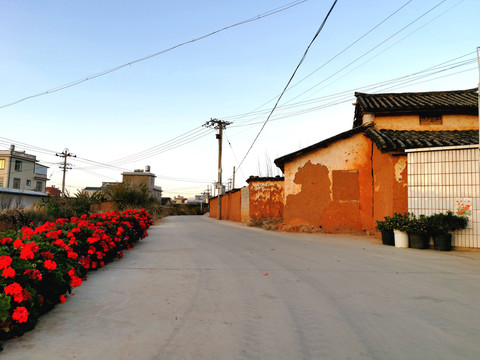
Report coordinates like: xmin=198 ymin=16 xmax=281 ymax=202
xmin=1 ymin=0 xmax=478 ymax=198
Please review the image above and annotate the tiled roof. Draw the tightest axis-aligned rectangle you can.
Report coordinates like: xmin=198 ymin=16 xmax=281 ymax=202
xmin=246 ymin=176 xmax=284 ymax=183
xmin=354 ymin=88 xmax=478 ymax=127
xmin=274 ymin=127 xmax=479 ymax=171
xmin=365 ymin=129 xmax=479 ymax=152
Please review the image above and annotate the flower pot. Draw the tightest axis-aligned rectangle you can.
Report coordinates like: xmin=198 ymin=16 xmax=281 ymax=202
xmin=393 ymin=230 xmax=409 ymax=248
xmin=381 ymin=229 xmax=395 ymax=246
xmin=409 ymin=233 xmax=429 ymax=249
xmin=433 ymin=233 xmax=452 ymax=251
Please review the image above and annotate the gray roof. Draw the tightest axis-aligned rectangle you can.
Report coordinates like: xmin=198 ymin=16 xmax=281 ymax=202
xmin=365 ymin=129 xmax=479 ymax=152
xmin=354 ymin=88 xmax=478 ymax=127
xmin=274 ymin=126 xmax=479 ymax=171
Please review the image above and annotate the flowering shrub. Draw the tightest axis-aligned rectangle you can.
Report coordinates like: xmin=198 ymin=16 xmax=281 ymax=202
xmin=0 ymin=208 xmax=152 ymax=340
xmin=375 ymin=215 xmax=396 ymax=232
xmin=405 ymin=214 xmax=429 ymax=235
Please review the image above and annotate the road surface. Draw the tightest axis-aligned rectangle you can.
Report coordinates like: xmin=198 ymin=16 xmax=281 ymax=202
xmin=3 ymin=216 xmax=480 ymax=359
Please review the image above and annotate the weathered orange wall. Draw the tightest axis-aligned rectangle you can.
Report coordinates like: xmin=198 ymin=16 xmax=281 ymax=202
xmin=221 ymin=190 xmax=242 ymax=222
xmin=209 ymin=197 xmax=218 ymax=218
xmin=372 ymin=146 xmax=408 ymax=224
xmin=248 ymin=179 xmax=284 ymax=219
xmin=283 ymin=133 xmax=373 ymax=232
xmin=209 ymin=190 xmax=242 ymax=222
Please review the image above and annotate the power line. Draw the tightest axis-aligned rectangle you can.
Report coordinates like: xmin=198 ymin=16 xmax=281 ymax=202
xmin=237 ymin=0 xmax=338 ymax=171
xmin=282 ymin=0 xmax=450 ymax=106
xmin=0 ymin=0 xmax=309 ymax=110
xmin=224 ymin=52 xmax=476 ymax=128
xmin=220 ymin=0 xmax=415 ymax=125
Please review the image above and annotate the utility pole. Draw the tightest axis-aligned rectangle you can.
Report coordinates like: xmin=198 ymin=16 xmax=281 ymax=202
xmin=477 ymin=47 xmax=480 ymax=146
xmin=204 ymin=118 xmax=232 ymax=219
xmin=56 ymin=148 xmax=76 ymax=197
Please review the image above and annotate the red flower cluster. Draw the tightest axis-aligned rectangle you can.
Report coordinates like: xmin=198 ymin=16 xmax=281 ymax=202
xmin=12 ymin=307 xmax=29 ymax=323
xmin=0 ymin=208 xmax=152 ymax=340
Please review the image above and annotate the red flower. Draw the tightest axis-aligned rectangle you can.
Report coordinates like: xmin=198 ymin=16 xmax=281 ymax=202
xmin=21 ymin=289 xmax=31 ymax=301
xmin=13 ymin=239 xmax=24 ymax=249
xmin=13 ymin=289 xmax=31 ymax=303
xmin=44 ymin=260 xmax=57 ymax=271
xmin=70 ymin=276 xmax=82 ymax=288
xmin=40 ymin=251 xmax=54 ymax=259
xmin=23 ymin=269 xmax=42 ymax=280
xmin=59 ymin=294 xmax=66 ymax=303
xmin=2 ymin=266 xmax=16 ymax=278
xmin=4 ymin=282 xmax=23 ymax=296
xmin=12 ymin=306 xmax=29 ymax=323
xmin=0 ymin=255 xmax=13 ymax=269
xmin=0 ymin=237 xmax=12 ymax=245
xmin=67 ymin=251 xmax=78 ymax=260
xmin=20 ymin=245 xmax=35 ymax=260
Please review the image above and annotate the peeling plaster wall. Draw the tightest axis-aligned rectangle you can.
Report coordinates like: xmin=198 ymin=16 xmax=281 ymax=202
xmin=241 ymin=187 xmax=250 ymax=222
xmin=372 ymin=147 xmax=408 ymax=224
xmin=283 ymin=134 xmax=374 ymax=232
xmin=248 ymin=180 xmax=284 ymax=219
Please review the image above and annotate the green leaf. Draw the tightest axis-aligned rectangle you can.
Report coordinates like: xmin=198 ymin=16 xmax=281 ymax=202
xmin=0 ymin=294 xmax=11 ymax=323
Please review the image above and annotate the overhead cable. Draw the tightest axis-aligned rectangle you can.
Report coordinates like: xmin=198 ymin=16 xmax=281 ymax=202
xmin=0 ymin=0 xmax=309 ymax=110
xmin=236 ymin=0 xmax=338 ymax=171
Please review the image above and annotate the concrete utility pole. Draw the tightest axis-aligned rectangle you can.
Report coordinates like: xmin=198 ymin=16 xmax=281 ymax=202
xmin=204 ymin=118 xmax=232 ymax=219
xmin=56 ymin=148 xmax=76 ymax=196
xmin=477 ymin=47 xmax=480 ymax=146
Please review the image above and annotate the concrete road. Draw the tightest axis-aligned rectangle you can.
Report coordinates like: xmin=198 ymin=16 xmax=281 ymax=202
xmin=3 ymin=216 xmax=480 ymax=360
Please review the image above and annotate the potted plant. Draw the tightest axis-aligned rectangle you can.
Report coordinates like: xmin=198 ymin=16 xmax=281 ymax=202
xmin=427 ymin=211 xmax=468 ymax=251
xmin=375 ymin=216 xmax=395 ymax=246
xmin=406 ymin=214 xmax=430 ymax=249
xmin=391 ymin=212 xmax=410 ymax=248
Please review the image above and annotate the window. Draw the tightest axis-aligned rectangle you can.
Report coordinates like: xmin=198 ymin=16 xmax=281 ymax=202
xmin=14 ymin=160 xmax=22 ymax=172
xmin=0 ymin=159 xmax=4 ymax=169
xmin=26 ymin=180 xmax=31 ymax=186
xmin=420 ymin=115 xmax=442 ymax=125
xmin=13 ymin=178 xmax=21 ymax=189
xmin=35 ymin=181 xmax=43 ymax=192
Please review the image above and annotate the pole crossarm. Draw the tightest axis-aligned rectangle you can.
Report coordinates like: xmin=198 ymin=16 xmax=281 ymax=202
xmin=56 ymin=148 xmax=76 ymax=196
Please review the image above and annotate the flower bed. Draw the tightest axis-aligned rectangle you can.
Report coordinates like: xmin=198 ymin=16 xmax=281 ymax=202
xmin=0 ymin=208 xmax=152 ymax=340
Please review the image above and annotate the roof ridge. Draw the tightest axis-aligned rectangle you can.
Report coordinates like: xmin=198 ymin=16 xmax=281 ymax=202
xmin=355 ymin=88 xmax=477 ymax=97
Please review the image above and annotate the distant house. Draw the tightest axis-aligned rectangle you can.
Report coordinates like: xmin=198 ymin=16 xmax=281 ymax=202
xmin=0 ymin=145 xmax=49 ymax=209
xmin=173 ymin=195 xmax=187 ymax=204
xmin=121 ymin=166 xmax=162 ymax=201
xmin=46 ymin=186 xmax=62 ymax=197
xmin=274 ymin=88 xmax=478 ymax=232
xmin=82 ymin=186 xmax=102 ymax=197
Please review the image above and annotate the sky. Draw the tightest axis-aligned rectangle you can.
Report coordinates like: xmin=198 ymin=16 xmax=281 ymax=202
xmin=0 ymin=0 xmax=479 ymax=199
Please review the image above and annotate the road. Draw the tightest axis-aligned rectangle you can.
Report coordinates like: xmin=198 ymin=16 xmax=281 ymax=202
xmin=3 ymin=216 xmax=480 ymax=359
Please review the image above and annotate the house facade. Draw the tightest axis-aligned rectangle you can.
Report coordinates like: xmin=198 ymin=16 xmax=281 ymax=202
xmin=275 ymin=88 xmax=478 ymax=233
xmin=121 ymin=166 xmax=162 ymax=201
xmin=0 ymin=145 xmax=49 ymax=209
